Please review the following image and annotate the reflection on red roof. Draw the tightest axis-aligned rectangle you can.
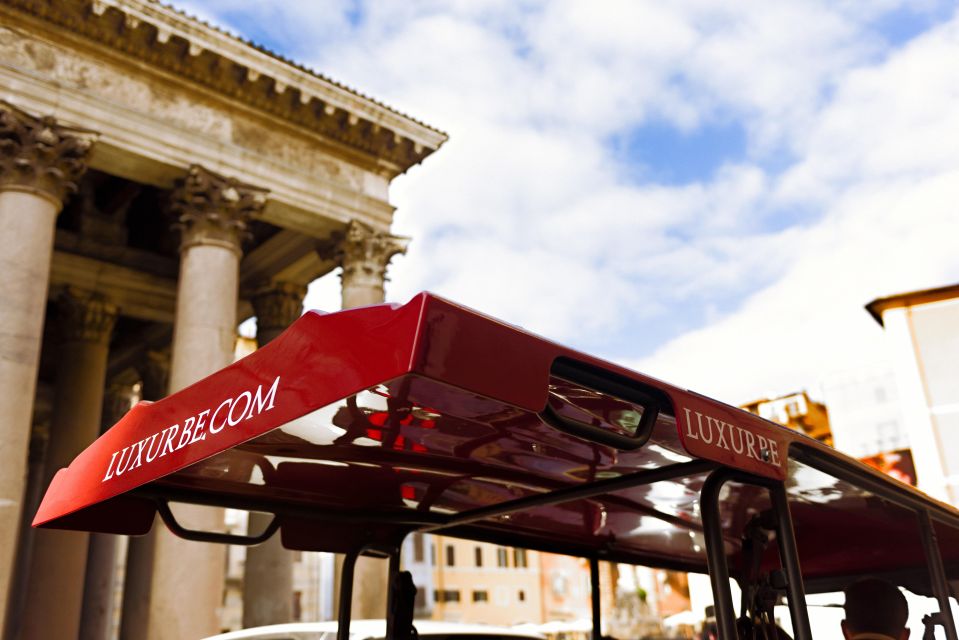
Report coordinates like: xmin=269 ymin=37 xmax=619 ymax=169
xmin=33 ymin=293 xmax=959 ymax=589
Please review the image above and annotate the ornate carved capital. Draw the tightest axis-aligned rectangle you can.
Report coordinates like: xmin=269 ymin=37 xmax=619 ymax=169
xmin=0 ymin=101 xmax=96 ymax=207
xmin=138 ymin=348 xmax=171 ymax=401
xmin=57 ymin=288 xmax=118 ymax=345
xmin=171 ymin=164 xmax=268 ymax=255
xmin=251 ymin=282 xmax=307 ymax=337
xmin=316 ymin=220 xmax=410 ymax=288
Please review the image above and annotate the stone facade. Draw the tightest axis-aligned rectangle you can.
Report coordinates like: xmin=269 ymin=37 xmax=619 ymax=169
xmin=0 ymin=0 xmax=445 ymax=637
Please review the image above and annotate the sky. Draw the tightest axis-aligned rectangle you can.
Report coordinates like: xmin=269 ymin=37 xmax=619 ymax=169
xmin=176 ymin=0 xmax=959 ymax=406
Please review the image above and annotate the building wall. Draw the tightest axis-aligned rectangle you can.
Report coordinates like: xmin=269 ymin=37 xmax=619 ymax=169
xmin=881 ymin=297 xmax=959 ymax=503
xmin=539 ymin=553 xmax=591 ymax=623
xmin=822 ymin=365 xmax=908 ymax=457
xmin=429 ymin=537 xmax=542 ymax=626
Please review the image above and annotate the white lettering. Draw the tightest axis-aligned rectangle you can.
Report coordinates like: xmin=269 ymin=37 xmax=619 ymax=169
xmin=744 ymin=431 xmax=758 ymax=460
xmin=769 ymin=440 xmax=781 ymax=466
xmin=102 ymin=450 xmax=120 ymax=482
xmin=189 ymin=409 xmax=210 ymax=445
xmin=209 ymin=399 xmax=232 ymax=434
xmin=228 ymin=391 xmax=252 ymax=426
xmin=114 ymin=446 xmax=133 ymax=477
xmin=127 ymin=437 xmax=148 ymax=471
xmin=145 ymin=430 xmax=164 ymax=463
xmin=676 ymin=407 xmax=783 ymax=470
xmin=159 ymin=424 xmax=180 ymax=458
xmin=176 ymin=416 xmax=196 ymax=450
xmin=102 ymin=378 xmax=283 ymax=482
xmin=757 ymin=435 xmax=770 ymax=461
xmin=683 ymin=408 xmax=698 ymax=440
xmin=730 ymin=425 xmax=745 ymax=454
xmin=247 ymin=376 xmax=280 ymax=419
xmin=699 ymin=416 xmax=718 ymax=445
xmin=715 ymin=421 xmax=730 ymax=450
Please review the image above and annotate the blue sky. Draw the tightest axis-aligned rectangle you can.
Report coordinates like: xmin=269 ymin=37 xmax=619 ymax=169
xmin=180 ymin=0 xmax=959 ymax=404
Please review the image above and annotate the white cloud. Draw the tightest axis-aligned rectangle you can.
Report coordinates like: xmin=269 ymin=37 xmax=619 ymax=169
xmin=181 ymin=0 xmax=959 ymax=406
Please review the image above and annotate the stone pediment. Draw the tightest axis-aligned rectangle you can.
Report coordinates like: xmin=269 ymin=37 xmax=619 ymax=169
xmin=5 ymin=0 xmax=447 ymax=176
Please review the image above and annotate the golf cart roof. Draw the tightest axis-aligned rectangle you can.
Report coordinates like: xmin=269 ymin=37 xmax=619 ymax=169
xmin=33 ymin=293 xmax=959 ymax=592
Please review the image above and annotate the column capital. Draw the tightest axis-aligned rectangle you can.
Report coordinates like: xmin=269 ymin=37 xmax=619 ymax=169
xmin=316 ymin=220 xmax=410 ymax=289
xmin=171 ymin=164 xmax=268 ymax=255
xmin=250 ymin=281 xmax=307 ymax=338
xmin=57 ymin=288 xmax=118 ymax=346
xmin=0 ymin=101 xmax=97 ymax=208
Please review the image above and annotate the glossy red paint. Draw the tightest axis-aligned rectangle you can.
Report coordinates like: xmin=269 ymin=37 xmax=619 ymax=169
xmin=32 ymin=293 xmax=959 ymax=585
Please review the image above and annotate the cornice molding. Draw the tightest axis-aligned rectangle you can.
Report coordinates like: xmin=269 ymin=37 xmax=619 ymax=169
xmin=6 ymin=0 xmax=447 ymax=175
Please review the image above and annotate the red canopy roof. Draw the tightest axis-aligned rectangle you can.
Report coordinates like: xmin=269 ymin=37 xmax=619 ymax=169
xmin=34 ymin=293 xmax=959 ymax=589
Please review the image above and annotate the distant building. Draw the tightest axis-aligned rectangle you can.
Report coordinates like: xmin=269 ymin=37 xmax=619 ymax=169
xmin=540 ymin=553 xmax=591 ymax=624
xmin=821 ymin=365 xmax=908 ymax=458
xmin=428 ymin=537 xmax=542 ymax=626
xmin=866 ymin=283 xmax=959 ymax=504
xmin=741 ymin=391 xmax=833 ymax=446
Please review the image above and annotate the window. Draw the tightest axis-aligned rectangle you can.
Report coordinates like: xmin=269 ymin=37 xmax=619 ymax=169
xmin=518 ymin=589 xmax=526 ymax=602
xmin=474 ymin=546 xmax=483 ymax=567
xmin=445 ymin=544 xmax=455 ymax=567
xmin=472 ymin=590 xmax=489 ymax=603
xmin=293 ymin=590 xmax=303 ymax=621
xmin=433 ymin=589 xmax=461 ymax=603
xmin=513 ymin=548 xmax=528 ymax=568
xmin=430 ymin=543 xmax=436 ymax=566
xmin=413 ymin=534 xmax=425 ymax=563
xmin=496 ymin=547 xmax=509 ymax=567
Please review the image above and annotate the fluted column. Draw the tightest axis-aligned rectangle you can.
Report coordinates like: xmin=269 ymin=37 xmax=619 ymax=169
xmin=80 ymin=381 xmax=136 ymax=640
xmin=316 ymin=220 xmax=410 ymax=310
xmin=21 ymin=289 xmax=118 ymax=640
xmin=146 ymin=165 xmax=267 ymax=640
xmin=318 ymin=220 xmax=408 ymax=620
xmin=119 ymin=349 xmax=169 ymax=640
xmin=0 ymin=102 xmax=94 ymax=631
xmin=242 ymin=282 xmax=307 ymax=627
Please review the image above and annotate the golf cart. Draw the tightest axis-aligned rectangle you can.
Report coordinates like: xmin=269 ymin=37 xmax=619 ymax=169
xmin=34 ymin=293 xmax=959 ymax=639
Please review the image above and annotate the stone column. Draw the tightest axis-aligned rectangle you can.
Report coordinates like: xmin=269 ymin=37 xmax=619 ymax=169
xmin=146 ymin=165 xmax=266 ymax=640
xmin=317 ymin=220 xmax=408 ymax=620
xmin=316 ymin=220 xmax=410 ymax=310
xmin=0 ymin=101 xmax=94 ymax=631
xmin=20 ymin=289 xmax=118 ymax=640
xmin=119 ymin=349 xmax=169 ymax=640
xmin=241 ymin=282 xmax=307 ymax=627
xmin=80 ymin=382 xmax=136 ymax=640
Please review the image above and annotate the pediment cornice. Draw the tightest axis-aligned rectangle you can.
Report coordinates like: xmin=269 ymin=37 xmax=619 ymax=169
xmin=7 ymin=0 xmax=447 ymax=176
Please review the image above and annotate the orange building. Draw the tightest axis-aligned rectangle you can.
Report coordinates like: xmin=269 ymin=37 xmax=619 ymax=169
xmin=429 ymin=537 xmax=542 ymax=626
xmin=742 ymin=391 xmax=833 ymax=446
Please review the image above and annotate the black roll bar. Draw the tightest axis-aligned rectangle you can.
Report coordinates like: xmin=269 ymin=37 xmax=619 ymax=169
xmin=700 ymin=468 xmax=813 ymax=640
xmin=384 ymin=541 xmax=405 ymax=640
xmin=422 ymin=458 xmax=716 ymax=533
xmin=918 ymin=511 xmax=959 ymax=640
xmin=337 ymin=546 xmax=362 ymax=640
xmin=700 ymin=471 xmax=739 ymax=640
xmin=336 ymin=542 xmax=402 ymax=640
xmin=590 ymin=557 xmax=601 ymax=640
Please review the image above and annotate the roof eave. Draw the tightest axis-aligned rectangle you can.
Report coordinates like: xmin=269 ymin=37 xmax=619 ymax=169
xmin=9 ymin=0 xmax=448 ymax=173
